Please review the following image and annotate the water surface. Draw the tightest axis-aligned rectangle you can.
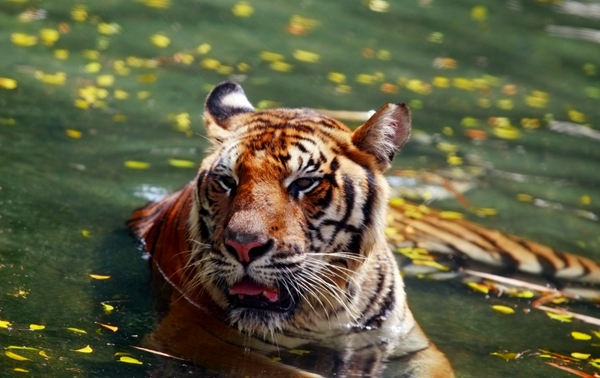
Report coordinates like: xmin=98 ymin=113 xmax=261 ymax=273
xmin=1 ymin=0 xmax=600 ymax=377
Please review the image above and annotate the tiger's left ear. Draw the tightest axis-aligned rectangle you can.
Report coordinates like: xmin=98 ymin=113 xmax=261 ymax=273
xmin=351 ymin=103 xmax=411 ymax=171
xmin=204 ymin=81 xmax=255 ymax=142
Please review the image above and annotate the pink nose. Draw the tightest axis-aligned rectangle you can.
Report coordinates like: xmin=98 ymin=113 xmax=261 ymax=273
xmin=225 ymin=239 xmax=269 ymax=263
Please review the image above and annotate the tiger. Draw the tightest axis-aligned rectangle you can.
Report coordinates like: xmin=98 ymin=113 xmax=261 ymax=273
xmin=128 ymin=81 xmax=454 ymax=377
xmin=129 ymin=80 xmax=600 ymax=377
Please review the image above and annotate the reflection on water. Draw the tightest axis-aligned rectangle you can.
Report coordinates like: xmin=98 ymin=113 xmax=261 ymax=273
xmin=0 ymin=0 xmax=599 ymax=377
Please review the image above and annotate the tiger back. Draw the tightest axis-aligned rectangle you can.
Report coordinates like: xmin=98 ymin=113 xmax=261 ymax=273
xmin=129 ymin=81 xmax=453 ymax=377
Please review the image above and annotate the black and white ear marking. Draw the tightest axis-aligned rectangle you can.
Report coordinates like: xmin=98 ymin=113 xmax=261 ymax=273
xmin=351 ymin=103 xmax=411 ymax=171
xmin=204 ymin=82 xmax=255 ymax=141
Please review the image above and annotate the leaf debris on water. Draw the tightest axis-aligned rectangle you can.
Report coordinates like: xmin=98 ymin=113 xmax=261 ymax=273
xmin=96 ymin=322 xmax=118 ymax=332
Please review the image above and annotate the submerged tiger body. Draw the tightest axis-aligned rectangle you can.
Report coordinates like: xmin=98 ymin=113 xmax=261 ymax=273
xmin=128 ymin=82 xmax=600 ymax=377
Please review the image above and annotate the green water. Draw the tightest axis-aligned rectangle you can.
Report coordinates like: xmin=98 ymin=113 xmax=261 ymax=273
xmin=1 ymin=0 xmax=599 ymax=377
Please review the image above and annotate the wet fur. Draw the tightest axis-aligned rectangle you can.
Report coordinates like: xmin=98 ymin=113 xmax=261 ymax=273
xmin=129 ymin=82 xmax=453 ymax=377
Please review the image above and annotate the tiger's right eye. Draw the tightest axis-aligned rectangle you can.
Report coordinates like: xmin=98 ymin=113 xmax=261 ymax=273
xmin=217 ymin=175 xmax=237 ymax=191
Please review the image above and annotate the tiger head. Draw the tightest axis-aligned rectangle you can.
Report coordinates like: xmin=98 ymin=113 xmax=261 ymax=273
xmin=187 ymin=82 xmax=411 ymax=335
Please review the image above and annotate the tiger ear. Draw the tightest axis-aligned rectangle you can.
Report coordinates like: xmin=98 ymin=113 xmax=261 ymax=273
xmin=204 ymin=81 xmax=254 ymax=142
xmin=351 ymin=103 xmax=411 ymax=171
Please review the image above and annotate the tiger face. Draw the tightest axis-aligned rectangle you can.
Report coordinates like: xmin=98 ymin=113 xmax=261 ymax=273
xmin=187 ymin=82 xmax=411 ymax=336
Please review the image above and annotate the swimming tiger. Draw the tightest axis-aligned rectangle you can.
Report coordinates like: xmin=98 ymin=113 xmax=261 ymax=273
xmin=128 ymin=81 xmax=600 ymax=376
xmin=129 ymin=81 xmax=454 ymax=377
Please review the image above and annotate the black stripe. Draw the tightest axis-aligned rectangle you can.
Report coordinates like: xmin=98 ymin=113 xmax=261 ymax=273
xmin=361 ymin=166 xmax=376 ymax=228
xmin=355 ymin=268 xmax=385 ymax=328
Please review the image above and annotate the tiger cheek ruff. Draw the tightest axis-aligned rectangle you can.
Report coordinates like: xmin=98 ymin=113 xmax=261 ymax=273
xmin=128 ymin=81 xmax=454 ymax=377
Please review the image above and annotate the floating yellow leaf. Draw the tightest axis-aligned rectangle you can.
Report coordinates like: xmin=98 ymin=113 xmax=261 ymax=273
xmin=436 ymin=142 xmax=459 ymax=153
xmin=405 ymin=79 xmax=431 ymax=94
xmin=428 ymin=32 xmax=444 ymax=43
xmin=39 ymin=29 xmax=60 ymax=45
xmin=217 ymin=65 xmax=233 ymax=75
xmin=168 ymin=159 xmax=196 ymax=168
xmin=270 ymin=61 xmax=293 ymax=72
xmin=467 ymin=282 xmax=490 ymax=294
xmin=138 ymin=74 xmax=157 ymax=84
xmin=150 ymin=34 xmax=170 ymax=47
xmin=571 ymin=352 xmax=590 ymax=360
xmin=85 ymin=62 xmax=102 ymax=73
xmin=546 ymin=312 xmax=573 ymax=322
xmin=35 ymin=71 xmax=67 ymax=86
xmin=440 ymin=211 xmax=464 ymax=220
xmin=98 ymin=23 xmax=121 ymax=35
xmin=119 ymin=356 xmax=143 ymax=364
xmin=492 ymin=305 xmax=515 ymax=315
xmin=29 ymin=324 xmax=45 ymax=331
xmin=568 ymin=110 xmax=586 ymax=123
xmin=490 ymin=352 xmax=517 ymax=361
xmin=493 ymin=126 xmax=520 ymax=140
xmin=259 ymin=51 xmax=285 ymax=62
xmin=432 ymin=76 xmax=449 ymax=88
xmin=232 ymin=1 xmax=254 ymax=17
xmin=11 ymin=33 xmax=38 ymax=47
xmin=124 ymin=161 xmax=151 ymax=169
xmin=39 ymin=350 xmax=50 ymax=358
xmin=196 ymin=43 xmax=211 ymax=54
xmin=74 ymin=99 xmax=89 ymax=109
xmin=369 ymin=0 xmax=389 ymax=12
xmin=514 ymin=290 xmax=534 ymax=298
xmin=102 ymin=303 xmax=115 ymax=314
xmin=73 ymin=345 xmax=93 ymax=353
xmin=113 ymin=90 xmax=129 ymax=100
xmin=293 ymin=49 xmax=320 ymax=63
xmin=54 ymin=49 xmax=69 ymax=60
xmin=397 ymin=247 xmax=432 ymax=260
xmin=71 ymin=5 xmax=88 ymax=22
xmin=7 ymin=346 xmax=38 ymax=351
xmin=521 ymin=118 xmax=540 ymax=129
xmin=376 ymin=49 xmax=391 ymax=60
xmin=66 ymin=129 xmax=82 ymax=139
xmin=13 ymin=368 xmax=29 ymax=373
xmin=497 ymin=99 xmax=514 ymax=110
xmin=137 ymin=91 xmax=151 ymax=99
xmin=389 ymin=197 xmax=405 ymax=207
xmin=67 ymin=327 xmax=87 ymax=334
xmin=6 ymin=351 xmax=30 ymax=361
xmin=97 ymin=322 xmax=118 ymax=332
xmin=89 ymin=274 xmax=110 ymax=280
xmin=96 ymin=75 xmax=115 ymax=87
xmin=0 ymin=320 xmax=12 ymax=328
xmin=412 ymin=260 xmax=450 ymax=271
xmin=572 ymin=331 xmax=592 ymax=340
xmin=447 ymin=155 xmax=463 ymax=166
xmin=356 ymin=74 xmax=378 ymax=85
xmin=140 ymin=0 xmax=172 ymax=8
xmin=516 ymin=193 xmax=533 ymax=202
xmin=453 ymin=78 xmax=474 ymax=91
xmin=326 ymin=72 xmax=346 ymax=84
xmin=584 ymin=86 xmax=600 ymax=99
xmin=471 ymin=6 xmax=487 ymax=22
xmin=0 ymin=78 xmax=17 ymax=90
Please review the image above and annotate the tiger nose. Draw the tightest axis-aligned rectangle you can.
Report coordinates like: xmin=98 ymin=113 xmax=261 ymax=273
xmin=225 ymin=238 xmax=273 ymax=263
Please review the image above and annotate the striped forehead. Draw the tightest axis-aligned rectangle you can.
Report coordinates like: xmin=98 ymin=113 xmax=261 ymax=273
xmin=215 ymin=112 xmax=350 ymax=174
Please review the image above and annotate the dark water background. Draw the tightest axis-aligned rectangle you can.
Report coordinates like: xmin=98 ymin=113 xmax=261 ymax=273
xmin=1 ymin=0 xmax=600 ymax=376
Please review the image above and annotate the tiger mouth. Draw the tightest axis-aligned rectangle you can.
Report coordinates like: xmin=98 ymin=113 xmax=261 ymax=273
xmin=227 ymin=276 xmax=294 ymax=313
